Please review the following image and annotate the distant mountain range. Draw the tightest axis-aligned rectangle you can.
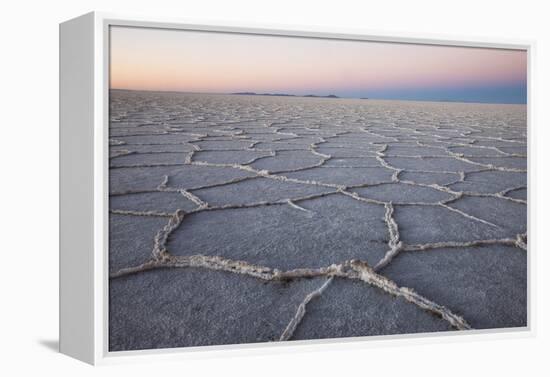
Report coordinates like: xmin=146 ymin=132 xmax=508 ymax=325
xmin=231 ymin=92 xmax=340 ymax=99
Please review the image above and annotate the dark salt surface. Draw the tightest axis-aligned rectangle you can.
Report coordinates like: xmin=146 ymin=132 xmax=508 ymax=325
xmin=108 ymin=90 xmax=527 ymax=351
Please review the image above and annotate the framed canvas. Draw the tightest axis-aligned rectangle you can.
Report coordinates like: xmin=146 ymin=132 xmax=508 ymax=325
xmin=59 ymin=12 xmax=532 ymax=365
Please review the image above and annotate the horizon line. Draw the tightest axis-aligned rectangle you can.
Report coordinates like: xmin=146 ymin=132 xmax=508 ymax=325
xmin=110 ymin=88 xmax=527 ymax=105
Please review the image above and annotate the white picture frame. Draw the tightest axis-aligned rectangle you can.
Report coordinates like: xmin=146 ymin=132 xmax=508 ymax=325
xmin=59 ymin=11 xmax=534 ymax=365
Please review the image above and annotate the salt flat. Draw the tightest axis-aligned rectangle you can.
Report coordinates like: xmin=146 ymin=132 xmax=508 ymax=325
xmin=108 ymin=90 xmax=527 ymax=351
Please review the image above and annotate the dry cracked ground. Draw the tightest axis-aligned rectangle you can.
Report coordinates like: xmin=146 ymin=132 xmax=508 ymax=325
xmin=108 ymin=90 xmax=527 ymax=351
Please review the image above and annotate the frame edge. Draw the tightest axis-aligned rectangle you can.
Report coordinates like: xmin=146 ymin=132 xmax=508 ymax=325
xmin=59 ymin=11 xmax=97 ymax=365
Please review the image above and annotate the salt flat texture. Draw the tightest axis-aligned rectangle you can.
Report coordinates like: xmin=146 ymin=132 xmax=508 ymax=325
xmin=109 ymin=90 xmax=527 ymax=351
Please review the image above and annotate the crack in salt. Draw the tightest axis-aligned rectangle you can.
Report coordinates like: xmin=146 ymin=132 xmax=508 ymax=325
xmin=439 ymin=203 xmax=500 ymax=228
xmin=373 ymin=202 xmax=404 ymax=271
xmin=110 ymin=252 xmax=471 ymax=331
xmin=286 ymin=199 xmax=315 ymax=216
xmin=279 ymin=277 xmax=334 ymax=341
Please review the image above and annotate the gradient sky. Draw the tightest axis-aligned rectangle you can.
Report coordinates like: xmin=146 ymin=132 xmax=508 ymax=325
xmin=110 ymin=26 xmax=527 ymax=104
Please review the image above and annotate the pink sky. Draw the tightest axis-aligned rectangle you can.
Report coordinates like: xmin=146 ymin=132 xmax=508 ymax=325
xmin=110 ymin=26 xmax=527 ymax=97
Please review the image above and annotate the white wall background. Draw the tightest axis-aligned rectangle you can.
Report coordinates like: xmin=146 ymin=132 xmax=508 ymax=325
xmin=1 ymin=0 xmax=548 ymax=375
